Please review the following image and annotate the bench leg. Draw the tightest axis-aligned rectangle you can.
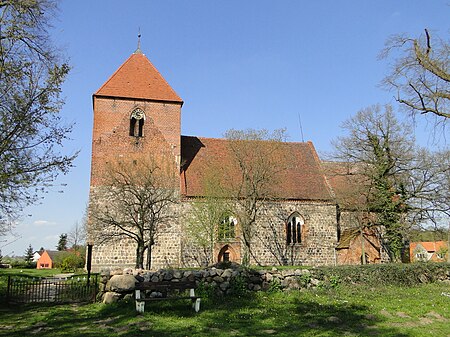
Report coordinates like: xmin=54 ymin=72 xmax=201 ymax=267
xmin=193 ymin=298 xmax=201 ymax=312
xmin=136 ymin=301 xmax=145 ymax=313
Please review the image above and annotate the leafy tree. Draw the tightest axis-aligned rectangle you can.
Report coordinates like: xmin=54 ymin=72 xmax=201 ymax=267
xmin=224 ymin=128 xmax=287 ymax=266
xmin=0 ymin=0 xmax=77 ymax=228
xmin=60 ymin=252 xmax=84 ymax=272
xmin=381 ymin=29 xmax=449 ymax=125
xmin=90 ymin=158 xmax=177 ymax=270
xmin=24 ymin=244 xmax=34 ymax=265
xmin=56 ymin=233 xmax=68 ymax=251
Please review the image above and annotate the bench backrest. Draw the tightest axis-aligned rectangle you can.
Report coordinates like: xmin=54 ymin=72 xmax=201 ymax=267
xmin=135 ymin=280 xmax=197 ymax=292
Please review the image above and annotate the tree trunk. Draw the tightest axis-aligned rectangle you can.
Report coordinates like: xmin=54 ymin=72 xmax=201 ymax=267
xmin=136 ymin=244 xmax=145 ymax=269
xmin=447 ymin=221 xmax=450 ymax=263
xmin=146 ymin=243 xmax=152 ymax=270
xmin=361 ymin=229 xmax=366 ymax=265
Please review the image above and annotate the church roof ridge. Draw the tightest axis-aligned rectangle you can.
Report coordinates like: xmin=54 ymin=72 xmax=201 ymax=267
xmin=94 ymin=52 xmax=183 ymax=104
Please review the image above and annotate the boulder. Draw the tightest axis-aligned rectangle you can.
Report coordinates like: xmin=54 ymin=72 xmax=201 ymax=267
xmin=110 ymin=267 xmax=123 ymax=276
xmin=135 ymin=274 xmax=144 ymax=282
xmin=249 ymin=275 xmax=261 ymax=284
xmin=222 ymin=269 xmax=233 ymax=279
xmin=123 ymin=268 xmax=133 ymax=275
xmin=163 ymin=271 xmax=173 ymax=281
xmin=100 ymin=268 xmax=110 ymax=277
xmin=107 ymin=274 xmax=137 ymax=293
xmin=213 ymin=276 xmax=224 ymax=283
xmin=103 ymin=291 xmax=121 ymax=304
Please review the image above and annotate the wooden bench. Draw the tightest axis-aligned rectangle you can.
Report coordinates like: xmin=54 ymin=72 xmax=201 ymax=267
xmin=135 ymin=280 xmax=201 ymax=313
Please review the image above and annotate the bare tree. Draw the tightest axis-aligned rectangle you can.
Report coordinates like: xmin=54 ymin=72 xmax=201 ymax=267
xmin=68 ymin=220 xmax=86 ymax=251
xmin=224 ymin=128 xmax=287 ymax=266
xmin=381 ymin=29 xmax=449 ymax=127
xmin=183 ymin=170 xmax=232 ymax=267
xmin=90 ymin=158 xmax=177 ymax=269
xmin=0 ymin=1 xmax=77 ymax=227
xmin=333 ymin=105 xmax=418 ymax=261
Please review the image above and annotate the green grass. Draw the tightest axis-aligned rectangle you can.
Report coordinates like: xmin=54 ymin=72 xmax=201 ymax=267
xmin=0 ymin=268 xmax=82 ymax=301
xmin=0 ymin=283 xmax=449 ymax=336
xmin=0 ymin=268 xmax=63 ymax=278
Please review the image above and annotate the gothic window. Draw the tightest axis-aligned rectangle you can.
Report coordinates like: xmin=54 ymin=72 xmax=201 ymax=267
xmin=218 ymin=215 xmax=237 ymax=240
xmin=286 ymin=213 xmax=304 ymax=245
xmin=129 ymin=108 xmax=145 ymax=137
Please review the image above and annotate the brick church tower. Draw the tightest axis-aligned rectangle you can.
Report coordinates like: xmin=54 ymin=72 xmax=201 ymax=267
xmin=88 ymin=48 xmax=184 ymax=270
xmin=90 ymin=48 xmax=183 ymax=187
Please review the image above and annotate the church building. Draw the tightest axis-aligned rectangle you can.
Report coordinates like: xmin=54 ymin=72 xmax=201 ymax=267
xmin=88 ymin=48 xmax=383 ymax=271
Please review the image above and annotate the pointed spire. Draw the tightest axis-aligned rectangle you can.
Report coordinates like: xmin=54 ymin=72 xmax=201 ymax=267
xmin=135 ymin=28 xmax=142 ymax=54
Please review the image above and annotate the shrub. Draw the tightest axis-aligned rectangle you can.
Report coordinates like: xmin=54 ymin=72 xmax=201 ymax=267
xmin=267 ymin=278 xmax=282 ymax=292
xmin=229 ymin=274 xmax=250 ymax=297
xmin=297 ymin=273 xmax=312 ymax=288
xmin=314 ymin=262 xmax=450 ymax=287
xmin=61 ymin=254 xmax=85 ymax=272
xmin=196 ymin=280 xmax=219 ymax=300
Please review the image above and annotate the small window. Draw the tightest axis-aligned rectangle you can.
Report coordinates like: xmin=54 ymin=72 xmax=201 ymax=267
xmin=218 ymin=215 xmax=236 ymax=240
xmin=129 ymin=108 xmax=145 ymax=137
xmin=416 ymin=253 xmax=427 ymax=260
xmin=286 ymin=213 xmax=304 ymax=245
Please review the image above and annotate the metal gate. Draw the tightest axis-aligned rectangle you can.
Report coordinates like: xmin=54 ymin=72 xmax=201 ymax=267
xmin=6 ymin=275 xmax=98 ymax=304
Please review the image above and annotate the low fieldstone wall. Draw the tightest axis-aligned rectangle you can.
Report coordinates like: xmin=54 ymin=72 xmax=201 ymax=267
xmin=98 ymin=263 xmax=450 ymax=304
xmin=98 ymin=264 xmax=320 ymax=303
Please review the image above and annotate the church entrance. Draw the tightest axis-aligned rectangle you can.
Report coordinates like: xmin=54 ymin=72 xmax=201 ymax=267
xmin=217 ymin=244 xmax=237 ymax=263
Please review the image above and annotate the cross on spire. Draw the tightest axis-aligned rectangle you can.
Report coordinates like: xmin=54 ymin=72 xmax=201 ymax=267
xmin=135 ymin=28 xmax=142 ymax=54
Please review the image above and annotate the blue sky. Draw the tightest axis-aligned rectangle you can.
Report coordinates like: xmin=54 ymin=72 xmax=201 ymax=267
xmin=2 ymin=0 xmax=449 ymax=256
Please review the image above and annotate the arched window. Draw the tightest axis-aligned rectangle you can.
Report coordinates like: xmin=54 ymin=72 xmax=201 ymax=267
xmin=286 ymin=213 xmax=304 ymax=245
xmin=218 ymin=215 xmax=237 ymax=240
xmin=129 ymin=108 xmax=145 ymax=137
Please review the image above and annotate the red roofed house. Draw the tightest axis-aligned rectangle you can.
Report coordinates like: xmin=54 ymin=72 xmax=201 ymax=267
xmin=410 ymin=241 xmax=448 ymax=262
xmin=37 ymin=250 xmax=65 ymax=269
xmin=87 ymin=47 xmax=381 ymax=271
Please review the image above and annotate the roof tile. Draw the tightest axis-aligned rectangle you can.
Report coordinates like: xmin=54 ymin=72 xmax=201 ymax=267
xmin=180 ymin=136 xmax=333 ymax=201
xmin=94 ymin=52 xmax=183 ymax=103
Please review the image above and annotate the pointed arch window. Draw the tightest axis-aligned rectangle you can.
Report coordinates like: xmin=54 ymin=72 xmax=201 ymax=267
xmin=286 ymin=213 xmax=304 ymax=245
xmin=130 ymin=108 xmax=145 ymax=137
xmin=218 ymin=215 xmax=237 ymax=241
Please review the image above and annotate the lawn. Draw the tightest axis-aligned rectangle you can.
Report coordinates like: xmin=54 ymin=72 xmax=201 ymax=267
xmin=0 ymin=282 xmax=449 ymax=336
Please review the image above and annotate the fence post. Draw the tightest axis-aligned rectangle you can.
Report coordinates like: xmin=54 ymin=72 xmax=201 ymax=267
xmin=86 ymin=244 xmax=93 ymax=286
xmin=6 ymin=276 xmax=11 ymax=302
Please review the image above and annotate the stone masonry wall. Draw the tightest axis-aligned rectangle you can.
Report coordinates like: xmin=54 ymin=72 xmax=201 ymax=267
xmin=90 ymin=197 xmax=338 ymax=272
xmin=88 ymin=186 xmax=183 ymax=272
xmin=180 ymin=199 xmax=338 ymax=268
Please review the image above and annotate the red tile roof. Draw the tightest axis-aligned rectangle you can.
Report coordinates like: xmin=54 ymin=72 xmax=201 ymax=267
xmin=410 ymin=241 xmax=448 ymax=253
xmin=180 ymin=136 xmax=334 ymax=201
xmin=321 ymin=161 xmax=370 ymax=208
xmin=94 ymin=52 xmax=183 ymax=103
